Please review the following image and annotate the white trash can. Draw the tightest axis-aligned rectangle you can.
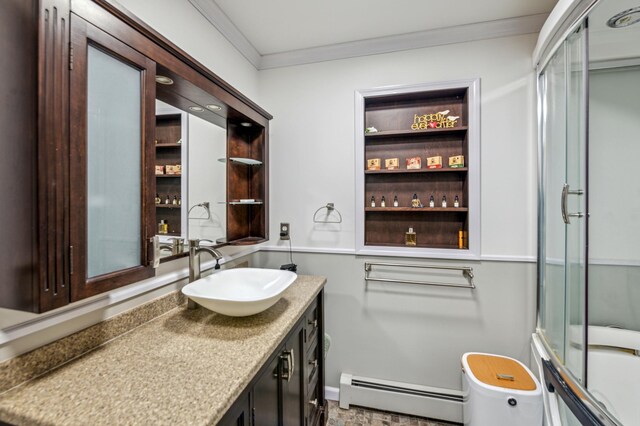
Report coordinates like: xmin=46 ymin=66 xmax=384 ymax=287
xmin=462 ymin=352 xmax=543 ymax=426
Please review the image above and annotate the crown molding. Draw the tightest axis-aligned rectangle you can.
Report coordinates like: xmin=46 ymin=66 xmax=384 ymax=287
xmin=187 ymin=2 xmax=548 ymax=71
xmin=188 ymin=0 xmax=262 ymax=68
xmin=260 ymin=13 xmax=549 ymax=69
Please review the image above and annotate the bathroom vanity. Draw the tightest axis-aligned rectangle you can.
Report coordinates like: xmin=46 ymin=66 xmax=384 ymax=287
xmin=0 ymin=276 xmax=325 ymax=425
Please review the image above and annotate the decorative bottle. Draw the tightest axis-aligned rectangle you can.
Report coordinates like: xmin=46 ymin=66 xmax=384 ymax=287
xmin=429 ymin=195 xmax=435 ymax=208
xmin=370 ymin=195 xmax=376 ymax=208
xmin=405 ymin=227 xmax=417 ymax=246
xmin=454 ymin=195 xmax=459 ymax=208
xmin=381 ymin=196 xmax=386 ymax=208
xmin=442 ymin=195 xmax=447 ymax=208
xmin=393 ymin=195 xmax=399 ymax=207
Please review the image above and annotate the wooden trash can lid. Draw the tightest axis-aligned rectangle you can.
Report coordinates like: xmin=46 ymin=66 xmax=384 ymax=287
xmin=464 ymin=353 xmax=537 ymax=391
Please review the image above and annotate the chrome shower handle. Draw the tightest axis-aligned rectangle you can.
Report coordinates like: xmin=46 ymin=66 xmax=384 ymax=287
xmin=561 ymin=183 xmax=584 ymax=224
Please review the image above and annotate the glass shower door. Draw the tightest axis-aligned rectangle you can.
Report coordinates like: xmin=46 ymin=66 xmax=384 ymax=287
xmin=539 ymin=24 xmax=588 ymax=385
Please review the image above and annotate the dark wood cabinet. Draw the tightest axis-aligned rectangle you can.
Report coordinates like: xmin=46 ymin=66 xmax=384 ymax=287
xmin=0 ymin=0 xmax=272 ymax=313
xmin=0 ymin=0 xmax=71 ymax=312
xmin=356 ymin=80 xmax=480 ymax=258
xmin=220 ymin=292 xmax=325 ymax=426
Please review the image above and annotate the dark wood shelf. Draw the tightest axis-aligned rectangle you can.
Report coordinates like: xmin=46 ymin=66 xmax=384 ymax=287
xmin=365 ymin=207 xmax=468 ymax=212
xmin=230 ymin=236 xmax=268 ymax=245
xmin=365 ymin=167 xmax=467 ymax=175
xmin=155 ymin=204 xmax=181 ymax=209
xmin=228 ymin=199 xmax=264 ymax=205
xmin=366 ymin=242 xmax=467 ymax=250
xmin=155 ymin=143 xmax=182 ymax=148
xmin=155 ymin=174 xmax=181 ymax=178
xmin=365 ymin=127 xmax=467 ymax=139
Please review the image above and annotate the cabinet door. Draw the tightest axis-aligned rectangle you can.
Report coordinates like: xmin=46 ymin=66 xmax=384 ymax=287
xmin=0 ymin=0 xmax=71 ymax=313
xmin=253 ymin=351 xmax=280 ymax=426
xmin=281 ymin=324 xmax=304 ymax=426
xmin=218 ymin=391 xmax=250 ymax=426
xmin=69 ymin=15 xmax=156 ymax=301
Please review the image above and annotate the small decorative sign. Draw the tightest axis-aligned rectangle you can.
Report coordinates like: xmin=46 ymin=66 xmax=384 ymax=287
xmin=449 ymin=155 xmax=465 ymax=168
xmin=411 ymin=110 xmax=459 ymax=130
xmin=367 ymin=158 xmax=381 ymax=170
xmin=385 ymin=158 xmax=399 ymax=170
xmin=166 ymin=165 xmax=181 ymax=175
xmin=155 ymin=165 xmax=164 ymax=175
xmin=406 ymin=157 xmax=421 ymax=170
xmin=426 ymin=156 xmax=442 ymax=169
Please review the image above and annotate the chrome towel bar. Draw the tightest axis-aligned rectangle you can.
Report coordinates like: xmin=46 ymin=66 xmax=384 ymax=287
xmin=364 ymin=262 xmax=475 ymax=289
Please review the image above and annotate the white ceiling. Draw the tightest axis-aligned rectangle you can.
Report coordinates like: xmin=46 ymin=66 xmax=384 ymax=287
xmin=213 ymin=0 xmax=558 ymax=54
xmin=189 ymin=0 xmax=559 ymax=69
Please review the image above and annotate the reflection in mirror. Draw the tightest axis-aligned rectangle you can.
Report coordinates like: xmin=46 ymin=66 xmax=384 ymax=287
xmin=155 ymin=101 xmax=188 ymax=258
xmin=187 ymin=115 xmax=226 ymax=242
xmin=154 ymin=100 xmax=227 ymax=257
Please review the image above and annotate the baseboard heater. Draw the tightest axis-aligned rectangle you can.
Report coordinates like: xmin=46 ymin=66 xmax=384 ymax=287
xmin=339 ymin=373 xmax=463 ymax=423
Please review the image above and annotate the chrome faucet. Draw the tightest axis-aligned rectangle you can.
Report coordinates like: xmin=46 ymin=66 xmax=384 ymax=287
xmin=187 ymin=239 xmax=224 ymax=309
xmin=189 ymin=239 xmax=223 ymax=282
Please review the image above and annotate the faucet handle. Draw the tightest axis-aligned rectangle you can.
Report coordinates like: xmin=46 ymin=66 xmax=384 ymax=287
xmin=189 ymin=238 xmax=214 ymax=249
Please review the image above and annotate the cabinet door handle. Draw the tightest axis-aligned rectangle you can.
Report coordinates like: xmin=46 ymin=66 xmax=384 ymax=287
xmin=280 ymin=349 xmax=295 ymax=382
xmin=561 ymin=184 xmax=584 ymax=224
xmin=309 ymin=399 xmax=318 ymax=408
xmin=308 ymin=319 xmax=317 ymax=328
xmin=309 ymin=359 xmax=318 ymax=368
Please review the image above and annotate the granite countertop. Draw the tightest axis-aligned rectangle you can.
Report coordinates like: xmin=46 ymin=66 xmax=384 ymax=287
xmin=0 ymin=275 xmax=326 ymax=426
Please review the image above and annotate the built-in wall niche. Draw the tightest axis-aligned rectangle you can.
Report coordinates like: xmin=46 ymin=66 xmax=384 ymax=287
xmin=355 ymin=80 xmax=480 ymax=259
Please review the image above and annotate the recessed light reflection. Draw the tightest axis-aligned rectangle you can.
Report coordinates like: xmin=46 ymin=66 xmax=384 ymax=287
xmin=206 ymin=104 xmax=222 ymax=111
xmin=240 ymin=122 xmax=252 ymax=127
xmin=189 ymin=106 xmax=204 ymax=112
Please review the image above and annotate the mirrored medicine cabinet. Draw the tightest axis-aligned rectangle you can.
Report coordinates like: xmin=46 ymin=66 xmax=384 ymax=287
xmin=0 ymin=0 xmax=271 ymax=315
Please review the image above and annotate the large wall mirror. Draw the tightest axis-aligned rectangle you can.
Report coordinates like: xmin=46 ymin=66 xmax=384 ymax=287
xmin=154 ymin=65 xmax=229 ymax=258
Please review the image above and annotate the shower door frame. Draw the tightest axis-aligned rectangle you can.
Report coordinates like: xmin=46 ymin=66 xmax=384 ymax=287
xmin=535 ymin=1 xmax=624 ymax=425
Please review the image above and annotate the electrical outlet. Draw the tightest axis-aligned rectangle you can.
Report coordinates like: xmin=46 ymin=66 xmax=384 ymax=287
xmin=279 ymin=222 xmax=290 ymax=240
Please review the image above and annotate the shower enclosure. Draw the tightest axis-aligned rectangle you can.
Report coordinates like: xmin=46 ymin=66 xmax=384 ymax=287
xmin=535 ymin=0 xmax=640 ymax=424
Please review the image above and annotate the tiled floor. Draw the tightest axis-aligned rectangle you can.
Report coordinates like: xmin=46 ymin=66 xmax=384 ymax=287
xmin=326 ymin=400 xmax=461 ymax=426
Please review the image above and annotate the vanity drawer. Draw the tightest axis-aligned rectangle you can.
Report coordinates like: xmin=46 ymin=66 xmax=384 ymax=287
xmin=304 ymin=302 xmax=319 ymax=348
xmin=305 ymin=339 xmax=320 ymax=385
xmin=305 ymin=372 xmax=322 ymax=426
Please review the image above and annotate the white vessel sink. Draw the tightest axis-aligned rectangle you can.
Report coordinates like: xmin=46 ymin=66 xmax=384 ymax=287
xmin=181 ymin=268 xmax=297 ymax=316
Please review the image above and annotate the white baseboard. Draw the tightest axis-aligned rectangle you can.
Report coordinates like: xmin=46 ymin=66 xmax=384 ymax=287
xmin=325 ymin=386 xmax=339 ymax=401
